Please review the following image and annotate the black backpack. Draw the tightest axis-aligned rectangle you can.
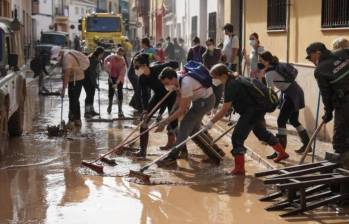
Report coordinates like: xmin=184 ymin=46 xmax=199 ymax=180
xmin=238 ymin=77 xmax=279 ymax=113
xmin=274 ymin=63 xmax=298 ymax=83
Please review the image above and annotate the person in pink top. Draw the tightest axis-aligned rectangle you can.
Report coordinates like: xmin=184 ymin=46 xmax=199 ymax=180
xmin=104 ymin=47 xmax=127 ymax=117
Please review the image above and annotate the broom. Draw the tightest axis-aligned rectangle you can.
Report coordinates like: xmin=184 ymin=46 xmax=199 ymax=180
xmin=81 ymin=90 xmax=174 ymax=173
xmin=128 ymin=128 xmax=208 ymax=184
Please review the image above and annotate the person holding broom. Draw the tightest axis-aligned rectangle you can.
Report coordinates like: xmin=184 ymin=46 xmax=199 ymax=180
xmin=205 ymin=64 xmax=289 ymax=175
xmin=130 ymin=53 xmax=179 ymax=158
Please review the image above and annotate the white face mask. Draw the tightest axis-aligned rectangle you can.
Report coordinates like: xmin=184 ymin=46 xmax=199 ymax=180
xmin=165 ymin=84 xmax=177 ymax=92
xmin=212 ymin=78 xmax=222 ymax=86
xmin=249 ymin=39 xmax=257 ymax=46
xmin=135 ymin=68 xmax=144 ymax=76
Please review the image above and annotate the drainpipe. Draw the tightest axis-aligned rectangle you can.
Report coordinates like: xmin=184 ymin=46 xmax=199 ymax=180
xmin=286 ymin=0 xmax=291 ymax=63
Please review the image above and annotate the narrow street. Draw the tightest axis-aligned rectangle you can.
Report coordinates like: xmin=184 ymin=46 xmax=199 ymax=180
xmin=0 ymin=72 xmax=347 ymax=224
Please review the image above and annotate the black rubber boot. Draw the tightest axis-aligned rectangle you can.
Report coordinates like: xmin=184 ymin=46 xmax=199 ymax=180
xmin=118 ymin=100 xmax=124 ymax=118
xmin=295 ymin=130 xmax=312 ymax=154
xmin=107 ymin=99 xmax=113 ymax=114
xmin=129 ymin=126 xmax=148 ymax=158
xmin=267 ymin=135 xmax=287 ymax=160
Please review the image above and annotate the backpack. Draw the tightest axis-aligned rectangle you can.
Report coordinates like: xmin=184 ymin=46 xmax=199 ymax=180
xmin=274 ymin=63 xmax=298 ymax=83
xmin=68 ymin=51 xmax=90 ymax=71
xmin=238 ymin=77 xmax=279 ymax=113
xmin=192 ymin=46 xmax=204 ymax=63
xmin=330 ymin=49 xmax=349 ymax=84
xmin=181 ymin=61 xmax=212 ymax=88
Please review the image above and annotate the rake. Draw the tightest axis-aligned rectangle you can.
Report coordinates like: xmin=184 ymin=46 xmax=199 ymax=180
xmin=81 ymin=90 xmax=174 ymax=173
xmin=128 ymin=128 xmax=208 ymax=184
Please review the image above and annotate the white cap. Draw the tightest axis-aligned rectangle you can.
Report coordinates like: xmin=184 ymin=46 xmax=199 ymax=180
xmin=50 ymin=46 xmax=62 ymax=59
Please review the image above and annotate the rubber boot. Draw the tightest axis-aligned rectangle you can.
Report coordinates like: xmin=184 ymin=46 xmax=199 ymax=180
xmin=272 ymin=143 xmax=289 ymax=163
xmin=118 ymin=100 xmax=124 ymax=118
xmin=160 ymin=133 xmax=176 ymax=151
xmin=90 ymin=106 xmax=99 ymax=117
xmin=267 ymin=135 xmax=287 ymax=160
xmin=84 ymin=105 xmax=92 ymax=119
xmin=130 ymin=126 xmax=148 ymax=158
xmin=295 ymin=130 xmax=312 ymax=154
xmin=178 ymin=145 xmax=189 ymax=159
xmin=107 ymin=99 xmax=113 ymax=114
xmin=231 ymin=154 xmax=245 ymax=175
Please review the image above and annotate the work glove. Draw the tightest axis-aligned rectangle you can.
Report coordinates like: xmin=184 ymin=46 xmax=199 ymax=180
xmin=322 ymin=111 xmax=333 ymax=123
xmin=204 ymin=121 xmax=214 ymax=130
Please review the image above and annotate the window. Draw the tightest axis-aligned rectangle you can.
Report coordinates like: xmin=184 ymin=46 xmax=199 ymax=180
xmin=191 ymin=16 xmax=198 ymax=39
xmin=81 ymin=8 xmax=84 ymax=15
xmin=208 ymin=12 xmax=217 ymax=42
xmin=322 ymin=0 xmax=349 ymax=28
xmin=75 ymin=7 xmax=79 ymax=15
xmin=267 ymin=0 xmax=287 ymax=30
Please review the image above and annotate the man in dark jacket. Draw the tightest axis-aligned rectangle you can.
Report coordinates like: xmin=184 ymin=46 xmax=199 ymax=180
xmin=165 ymin=36 xmax=176 ymax=61
xmin=131 ymin=53 xmax=179 ymax=158
xmin=306 ymin=42 xmax=349 ymax=156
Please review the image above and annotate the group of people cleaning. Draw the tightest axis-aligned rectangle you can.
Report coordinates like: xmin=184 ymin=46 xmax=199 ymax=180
xmin=43 ymin=22 xmax=349 ymax=175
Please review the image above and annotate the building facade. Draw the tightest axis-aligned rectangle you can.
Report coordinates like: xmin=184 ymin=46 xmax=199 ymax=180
xmin=32 ymin=0 xmax=54 ymax=41
xmin=11 ymin=0 xmax=33 ymax=60
xmin=68 ymin=0 xmax=95 ymax=41
xmin=243 ymin=0 xmax=349 ymax=139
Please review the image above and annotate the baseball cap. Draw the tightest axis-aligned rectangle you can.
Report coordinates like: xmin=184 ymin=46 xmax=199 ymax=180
xmin=305 ymin=42 xmax=327 ymax=60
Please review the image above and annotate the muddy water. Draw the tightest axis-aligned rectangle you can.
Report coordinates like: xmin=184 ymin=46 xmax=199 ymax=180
xmin=0 ymin=77 xmax=348 ymax=224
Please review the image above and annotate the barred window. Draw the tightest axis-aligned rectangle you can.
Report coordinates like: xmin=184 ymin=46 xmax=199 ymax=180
xmin=267 ymin=0 xmax=287 ymax=30
xmin=322 ymin=0 xmax=349 ymax=28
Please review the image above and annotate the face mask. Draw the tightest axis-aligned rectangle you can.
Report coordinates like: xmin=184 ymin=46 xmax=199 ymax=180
xmin=249 ymin=39 xmax=257 ymax=46
xmin=165 ymin=84 xmax=177 ymax=92
xmin=135 ymin=68 xmax=144 ymax=76
xmin=208 ymin=46 xmax=214 ymax=51
xmin=212 ymin=78 xmax=222 ymax=86
xmin=257 ymin=63 xmax=266 ymax=70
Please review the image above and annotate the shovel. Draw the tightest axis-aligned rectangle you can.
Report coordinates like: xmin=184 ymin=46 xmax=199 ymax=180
xmin=128 ymin=128 xmax=208 ymax=184
xmin=299 ymin=121 xmax=325 ymax=165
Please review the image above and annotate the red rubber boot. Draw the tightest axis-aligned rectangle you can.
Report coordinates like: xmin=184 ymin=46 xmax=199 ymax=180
xmin=273 ymin=143 xmax=289 ymax=163
xmin=231 ymin=155 xmax=246 ymax=176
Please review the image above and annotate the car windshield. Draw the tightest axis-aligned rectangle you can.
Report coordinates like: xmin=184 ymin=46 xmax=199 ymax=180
xmin=86 ymin=17 xmax=121 ymax=32
xmin=41 ymin=34 xmax=67 ymax=46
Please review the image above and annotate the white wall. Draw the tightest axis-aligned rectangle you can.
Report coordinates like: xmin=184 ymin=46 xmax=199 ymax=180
xmin=32 ymin=0 xmax=53 ymax=41
xmin=68 ymin=1 xmax=95 ymax=41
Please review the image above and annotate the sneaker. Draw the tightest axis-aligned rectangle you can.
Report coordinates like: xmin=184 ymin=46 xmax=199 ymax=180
xmin=266 ymin=152 xmax=278 ymax=160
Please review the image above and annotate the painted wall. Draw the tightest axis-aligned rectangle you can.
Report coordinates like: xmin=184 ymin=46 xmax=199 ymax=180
xmin=32 ymin=0 xmax=53 ymax=41
xmin=244 ymin=0 xmax=349 ymax=139
xmin=68 ymin=1 xmax=95 ymax=41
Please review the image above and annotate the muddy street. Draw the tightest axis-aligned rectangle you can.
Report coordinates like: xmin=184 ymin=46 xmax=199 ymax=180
xmin=0 ymin=75 xmax=347 ymax=224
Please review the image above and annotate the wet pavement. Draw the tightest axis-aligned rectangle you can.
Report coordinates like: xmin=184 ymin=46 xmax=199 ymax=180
xmin=0 ymin=72 xmax=348 ymax=224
